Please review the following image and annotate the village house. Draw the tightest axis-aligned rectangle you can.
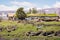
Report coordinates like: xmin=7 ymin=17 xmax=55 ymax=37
xmin=7 ymin=13 xmax=15 ymax=20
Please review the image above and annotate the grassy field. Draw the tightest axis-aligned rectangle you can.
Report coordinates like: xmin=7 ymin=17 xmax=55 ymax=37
xmin=0 ymin=21 xmax=60 ymax=40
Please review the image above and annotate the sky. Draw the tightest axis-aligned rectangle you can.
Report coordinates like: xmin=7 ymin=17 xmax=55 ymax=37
xmin=0 ymin=0 xmax=60 ymax=11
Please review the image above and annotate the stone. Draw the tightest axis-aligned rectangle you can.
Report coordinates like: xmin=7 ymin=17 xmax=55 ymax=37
xmin=54 ymin=30 xmax=60 ymax=36
xmin=11 ymin=26 xmax=17 ymax=31
xmin=26 ymin=31 xmax=42 ymax=36
xmin=43 ymin=31 xmax=54 ymax=36
xmin=26 ymin=31 xmax=31 ymax=36
xmin=0 ymin=27 xmax=3 ymax=32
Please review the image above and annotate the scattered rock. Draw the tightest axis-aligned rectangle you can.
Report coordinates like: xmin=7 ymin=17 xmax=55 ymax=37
xmin=13 ymin=37 xmax=20 ymax=40
xmin=26 ymin=31 xmax=42 ymax=36
xmin=6 ymin=25 xmax=17 ymax=32
xmin=11 ymin=26 xmax=17 ymax=31
xmin=17 ymin=20 xmax=21 ymax=23
xmin=0 ymin=26 xmax=4 ymax=32
xmin=26 ymin=31 xmax=55 ymax=36
xmin=26 ymin=31 xmax=31 ymax=36
xmin=47 ymin=35 xmax=53 ymax=37
xmin=42 ymin=31 xmax=54 ymax=36
xmin=54 ymin=30 xmax=60 ymax=36
xmin=6 ymin=26 xmax=12 ymax=32
xmin=32 ymin=31 xmax=42 ymax=36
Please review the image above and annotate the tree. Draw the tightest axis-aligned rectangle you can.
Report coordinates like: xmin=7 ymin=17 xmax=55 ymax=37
xmin=43 ymin=10 xmax=46 ymax=15
xmin=32 ymin=8 xmax=37 ymax=14
xmin=0 ymin=17 xmax=2 ymax=22
xmin=27 ymin=9 xmax=32 ymax=14
xmin=16 ymin=7 xmax=27 ymax=20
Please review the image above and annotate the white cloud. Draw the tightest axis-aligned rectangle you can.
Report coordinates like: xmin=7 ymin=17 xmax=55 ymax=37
xmin=1 ymin=1 xmax=60 ymax=11
xmin=42 ymin=1 xmax=60 ymax=9
xmin=0 ymin=4 xmax=18 ymax=11
xmin=43 ymin=5 xmax=51 ymax=9
xmin=53 ymin=1 xmax=60 ymax=8
xmin=0 ymin=1 xmax=37 ymax=11
xmin=37 ymin=8 xmax=42 ymax=10
xmin=11 ymin=1 xmax=37 ymax=8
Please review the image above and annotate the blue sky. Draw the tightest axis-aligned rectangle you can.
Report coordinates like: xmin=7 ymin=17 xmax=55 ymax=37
xmin=0 ymin=0 xmax=60 ymax=11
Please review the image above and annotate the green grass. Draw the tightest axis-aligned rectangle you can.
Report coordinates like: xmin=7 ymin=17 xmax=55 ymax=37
xmin=27 ymin=13 xmax=58 ymax=17
xmin=0 ymin=21 xmax=60 ymax=40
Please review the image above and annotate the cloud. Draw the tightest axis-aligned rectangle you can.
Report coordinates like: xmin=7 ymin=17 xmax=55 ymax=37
xmin=0 ymin=4 xmax=18 ymax=11
xmin=53 ymin=1 xmax=60 ymax=8
xmin=0 ymin=1 xmax=37 ymax=11
xmin=39 ymin=1 xmax=60 ymax=9
xmin=43 ymin=5 xmax=51 ymax=9
xmin=37 ymin=8 xmax=41 ymax=9
xmin=11 ymin=1 xmax=37 ymax=8
xmin=1 ymin=1 xmax=60 ymax=11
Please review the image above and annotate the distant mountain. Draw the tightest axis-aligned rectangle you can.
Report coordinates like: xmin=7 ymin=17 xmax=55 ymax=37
xmin=0 ymin=8 xmax=60 ymax=15
xmin=0 ymin=11 xmax=15 ymax=13
xmin=0 ymin=11 xmax=15 ymax=15
xmin=38 ymin=8 xmax=60 ymax=15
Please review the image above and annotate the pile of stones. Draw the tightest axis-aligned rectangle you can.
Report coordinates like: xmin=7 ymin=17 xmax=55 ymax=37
xmin=6 ymin=25 xmax=18 ymax=32
xmin=0 ymin=25 xmax=18 ymax=32
xmin=26 ymin=30 xmax=60 ymax=37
